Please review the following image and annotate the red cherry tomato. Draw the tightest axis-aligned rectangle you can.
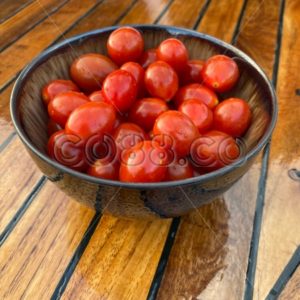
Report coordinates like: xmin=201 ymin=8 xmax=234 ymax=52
xmin=88 ymin=159 xmax=119 ymax=180
xmin=174 ymin=83 xmax=218 ymax=109
xmin=48 ymin=91 xmax=89 ymax=127
xmin=89 ymin=90 xmax=105 ymax=102
xmin=119 ymin=141 xmax=168 ymax=182
xmin=145 ymin=61 xmax=178 ymax=101
xmin=107 ymin=26 xmax=144 ymax=65
xmin=102 ymin=69 xmax=138 ymax=113
xmin=121 ymin=62 xmax=145 ymax=97
xmin=202 ymin=55 xmax=239 ymax=92
xmin=157 ymin=38 xmax=188 ymax=72
xmin=47 ymin=130 xmax=87 ymax=172
xmin=213 ymin=98 xmax=251 ymax=137
xmin=42 ymin=80 xmax=79 ymax=106
xmin=128 ymin=98 xmax=169 ymax=131
xmin=179 ymin=99 xmax=213 ymax=133
xmin=70 ymin=53 xmax=117 ymax=92
xmin=190 ymin=130 xmax=240 ymax=172
xmin=166 ymin=158 xmax=194 ymax=181
xmin=47 ymin=119 xmax=62 ymax=136
xmin=181 ymin=60 xmax=204 ymax=85
xmin=65 ymin=102 xmax=116 ymax=142
xmin=153 ymin=111 xmax=199 ymax=158
xmin=139 ymin=48 xmax=157 ymax=68
xmin=114 ymin=122 xmax=148 ymax=158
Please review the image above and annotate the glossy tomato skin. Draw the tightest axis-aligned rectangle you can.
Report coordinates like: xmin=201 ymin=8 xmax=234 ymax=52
xmin=139 ymin=48 xmax=157 ymax=68
xmin=166 ymin=158 xmax=194 ymax=181
xmin=65 ymin=102 xmax=116 ymax=142
xmin=181 ymin=60 xmax=204 ymax=85
xmin=128 ymin=98 xmax=169 ymax=131
xmin=88 ymin=159 xmax=119 ymax=180
xmin=157 ymin=38 xmax=188 ymax=72
xmin=174 ymin=83 xmax=218 ymax=109
xmin=119 ymin=141 xmax=168 ymax=182
xmin=102 ymin=69 xmax=138 ymax=113
xmin=121 ymin=62 xmax=145 ymax=97
xmin=179 ymin=99 xmax=213 ymax=133
xmin=47 ymin=119 xmax=62 ymax=136
xmin=47 ymin=130 xmax=88 ymax=172
xmin=89 ymin=90 xmax=105 ymax=102
xmin=213 ymin=98 xmax=251 ymax=137
xmin=190 ymin=130 xmax=240 ymax=172
xmin=107 ymin=27 xmax=144 ymax=65
xmin=153 ymin=110 xmax=199 ymax=158
xmin=42 ymin=79 xmax=79 ymax=106
xmin=114 ymin=122 xmax=148 ymax=159
xmin=144 ymin=61 xmax=178 ymax=101
xmin=48 ymin=91 xmax=89 ymax=128
xmin=70 ymin=53 xmax=117 ymax=92
xmin=202 ymin=55 xmax=239 ymax=92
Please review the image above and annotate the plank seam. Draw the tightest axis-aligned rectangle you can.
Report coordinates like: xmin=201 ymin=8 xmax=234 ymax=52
xmin=113 ymin=0 xmax=139 ymax=25
xmin=0 ymin=132 xmax=16 ymax=153
xmin=193 ymin=0 xmax=211 ymax=29
xmin=153 ymin=0 xmax=174 ymax=24
xmin=0 ymin=0 xmax=34 ymax=23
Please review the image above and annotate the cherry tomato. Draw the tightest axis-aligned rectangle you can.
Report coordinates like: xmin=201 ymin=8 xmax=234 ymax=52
xmin=48 ymin=91 xmax=89 ymax=128
xmin=114 ymin=122 xmax=148 ymax=158
xmin=89 ymin=90 xmax=105 ymax=102
xmin=47 ymin=119 xmax=62 ymax=136
xmin=107 ymin=26 xmax=144 ymax=65
xmin=119 ymin=140 xmax=168 ymax=182
xmin=88 ymin=159 xmax=119 ymax=180
xmin=145 ymin=61 xmax=178 ymax=101
xmin=174 ymin=83 xmax=218 ymax=109
xmin=42 ymin=80 xmax=79 ymax=106
xmin=139 ymin=48 xmax=157 ymax=68
xmin=47 ymin=130 xmax=87 ymax=171
xmin=153 ymin=111 xmax=199 ymax=158
xmin=157 ymin=38 xmax=188 ymax=72
xmin=65 ymin=102 xmax=116 ymax=142
xmin=190 ymin=130 xmax=240 ymax=172
xmin=70 ymin=53 xmax=117 ymax=92
xmin=213 ymin=98 xmax=251 ymax=137
xmin=128 ymin=98 xmax=169 ymax=131
xmin=121 ymin=62 xmax=145 ymax=97
xmin=166 ymin=158 xmax=194 ymax=181
xmin=180 ymin=60 xmax=204 ymax=84
xmin=102 ymin=69 xmax=138 ymax=113
xmin=179 ymin=99 xmax=213 ymax=133
xmin=202 ymin=55 xmax=239 ymax=92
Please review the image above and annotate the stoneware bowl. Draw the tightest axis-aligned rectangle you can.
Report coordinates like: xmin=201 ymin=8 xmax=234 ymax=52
xmin=10 ymin=25 xmax=277 ymax=219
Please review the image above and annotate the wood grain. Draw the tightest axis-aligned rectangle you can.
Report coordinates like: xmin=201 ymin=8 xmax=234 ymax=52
xmin=157 ymin=0 xmax=282 ymax=298
xmin=0 ymin=0 xmax=33 ymax=23
xmin=0 ymin=138 xmax=41 ymax=234
xmin=0 ymin=0 xmax=100 ymax=90
xmin=0 ymin=0 xmax=68 ymax=51
xmin=0 ymin=181 xmax=94 ymax=299
xmin=279 ymin=266 xmax=300 ymax=300
xmin=254 ymin=1 xmax=300 ymax=298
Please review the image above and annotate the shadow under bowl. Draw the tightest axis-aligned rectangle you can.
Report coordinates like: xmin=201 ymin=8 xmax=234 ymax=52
xmin=10 ymin=25 xmax=277 ymax=219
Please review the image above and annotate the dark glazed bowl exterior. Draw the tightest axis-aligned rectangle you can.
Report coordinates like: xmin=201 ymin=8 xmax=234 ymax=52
xmin=10 ymin=25 xmax=277 ymax=219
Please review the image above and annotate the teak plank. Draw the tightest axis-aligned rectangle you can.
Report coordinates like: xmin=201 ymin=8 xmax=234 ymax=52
xmin=254 ymin=1 xmax=300 ymax=298
xmin=0 ymin=138 xmax=41 ymax=234
xmin=0 ymin=181 xmax=94 ymax=300
xmin=279 ymin=266 xmax=300 ymax=300
xmin=61 ymin=215 xmax=171 ymax=300
xmin=0 ymin=0 xmax=68 ymax=51
xmin=0 ymin=0 xmax=33 ymax=23
xmin=157 ymin=0 xmax=282 ymax=298
xmin=0 ymin=0 xmax=100 ymax=90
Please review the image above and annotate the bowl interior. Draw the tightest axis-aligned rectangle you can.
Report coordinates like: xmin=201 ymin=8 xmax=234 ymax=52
xmin=13 ymin=26 xmax=274 ymax=185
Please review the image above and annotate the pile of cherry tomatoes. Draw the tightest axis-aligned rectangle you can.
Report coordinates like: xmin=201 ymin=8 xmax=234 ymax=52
xmin=44 ymin=26 xmax=252 ymax=183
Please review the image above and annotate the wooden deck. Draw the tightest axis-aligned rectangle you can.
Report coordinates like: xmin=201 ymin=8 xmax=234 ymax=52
xmin=0 ymin=0 xmax=299 ymax=299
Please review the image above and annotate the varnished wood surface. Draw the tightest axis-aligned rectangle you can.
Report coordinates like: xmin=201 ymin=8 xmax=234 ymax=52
xmin=279 ymin=266 xmax=300 ymax=300
xmin=0 ymin=1 xmax=299 ymax=299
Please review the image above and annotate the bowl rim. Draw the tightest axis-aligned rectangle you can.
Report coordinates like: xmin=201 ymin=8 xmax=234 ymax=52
xmin=10 ymin=24 xmax=278 ymax=190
